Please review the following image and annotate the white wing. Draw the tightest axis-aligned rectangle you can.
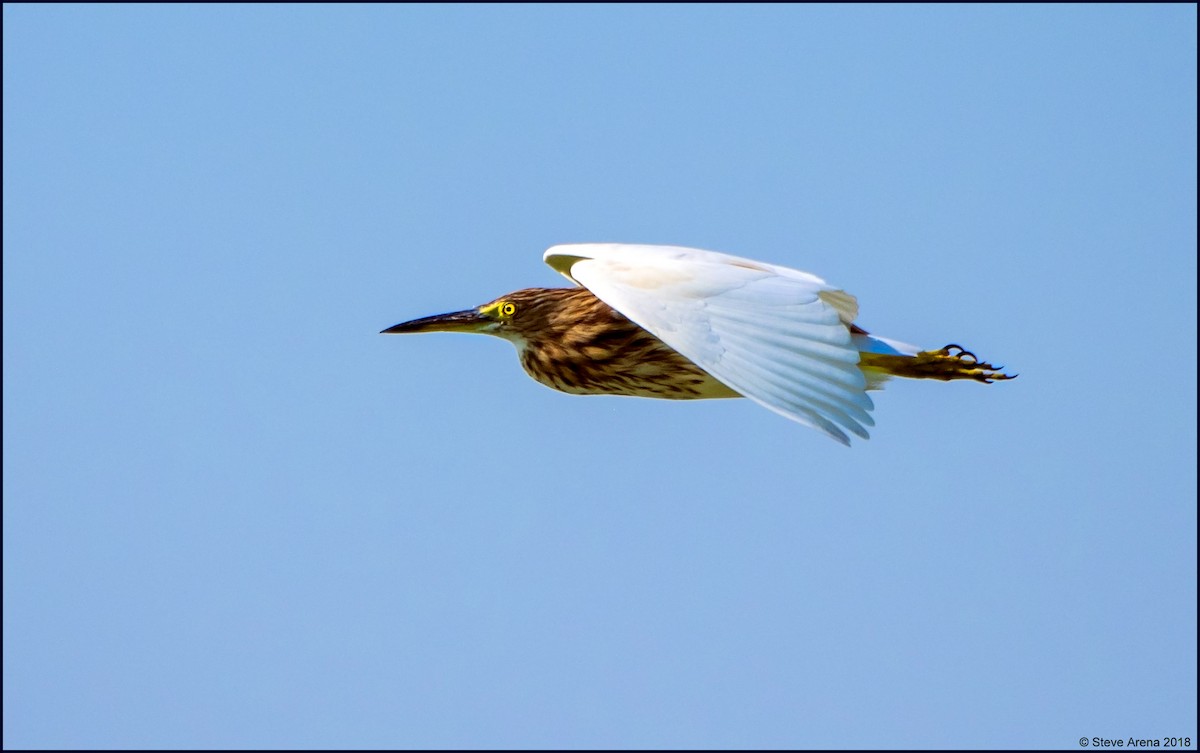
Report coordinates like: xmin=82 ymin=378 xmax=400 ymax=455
xmin=544 ymin=243 xmax=874 ymax=445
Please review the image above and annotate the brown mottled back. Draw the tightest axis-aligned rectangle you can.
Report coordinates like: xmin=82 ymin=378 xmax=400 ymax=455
xmin=493 ymin=287 xmax=739 ymax=400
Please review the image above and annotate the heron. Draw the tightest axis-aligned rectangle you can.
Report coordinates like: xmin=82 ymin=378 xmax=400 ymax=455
xmin=381 ymin=244 xmax=1015 ymax=444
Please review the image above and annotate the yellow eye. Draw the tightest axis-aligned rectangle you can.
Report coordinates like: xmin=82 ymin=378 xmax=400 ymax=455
xmin=501 ymin=302 xmax=516 ymax=317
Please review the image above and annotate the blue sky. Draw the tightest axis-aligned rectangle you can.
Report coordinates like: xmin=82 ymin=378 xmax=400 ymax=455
xmin=4 ymin=5 xmax=1195 ymax=749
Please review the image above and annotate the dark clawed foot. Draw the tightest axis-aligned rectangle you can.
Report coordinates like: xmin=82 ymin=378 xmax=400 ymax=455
xmin=939 ymin=344 xmax=978 ymax=363
xmin=931 ymin=344 xmax=1017 ymax=383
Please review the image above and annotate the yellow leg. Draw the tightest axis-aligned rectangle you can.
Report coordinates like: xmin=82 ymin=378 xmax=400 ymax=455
xmin=860 ymin=344 xmax=1017 ymax=383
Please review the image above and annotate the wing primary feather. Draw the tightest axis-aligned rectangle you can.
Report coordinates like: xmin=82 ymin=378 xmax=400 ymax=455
xmin=716 ymin=352 xmax=873 ymax=438
xmin=714 ymin=327 xmax=869 ymax=390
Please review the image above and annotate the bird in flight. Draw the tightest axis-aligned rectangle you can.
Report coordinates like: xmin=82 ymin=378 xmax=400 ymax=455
xmin=382 ymin=244 xmax=1015 ymax=444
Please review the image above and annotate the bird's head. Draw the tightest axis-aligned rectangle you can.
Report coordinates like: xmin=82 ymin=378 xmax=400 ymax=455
xmin=381 ymin=288 xmax=587 ymax=347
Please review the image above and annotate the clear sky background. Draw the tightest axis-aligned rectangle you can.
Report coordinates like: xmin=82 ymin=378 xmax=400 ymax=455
xmin=4 ymin=5 xmax=1196 ymax=750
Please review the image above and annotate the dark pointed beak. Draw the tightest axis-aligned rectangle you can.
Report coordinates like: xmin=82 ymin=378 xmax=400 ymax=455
xmin=380 ymin=309 xmax=492 ymax=335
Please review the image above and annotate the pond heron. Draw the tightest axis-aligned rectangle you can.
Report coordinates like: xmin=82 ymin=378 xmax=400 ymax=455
xmin=382 ymin=244 xmax=1015 ymax=444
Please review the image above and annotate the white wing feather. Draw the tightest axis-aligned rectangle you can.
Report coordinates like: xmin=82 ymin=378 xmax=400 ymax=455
xmin=543 ymin=244 xmax=873 ymax=444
